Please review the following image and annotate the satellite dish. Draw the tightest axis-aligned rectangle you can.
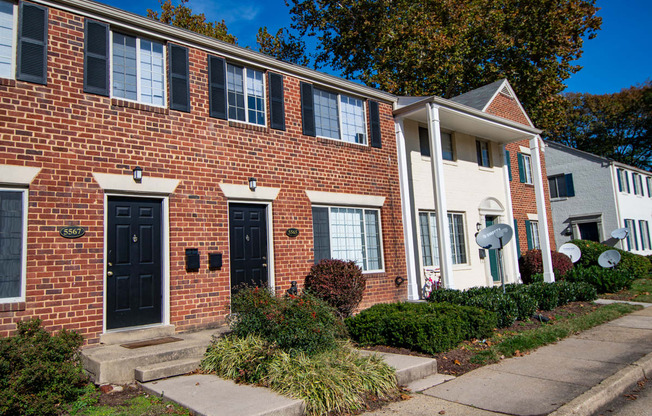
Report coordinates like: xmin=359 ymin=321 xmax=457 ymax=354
xmin=611 ymin=228 xmax=629 ymax=240
xmin=598 ymin=250 xmax=621 ymax=268
xmin=559 ymin=242 xmax=581 ymax=263
xmin=476 ymin=223 xmax=513 ymax=250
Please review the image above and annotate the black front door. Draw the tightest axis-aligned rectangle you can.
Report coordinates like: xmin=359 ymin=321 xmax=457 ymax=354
xmin=229 ymin=203 xmax=268 ymax=295
xmin=106 ymin=197 xmax=163 ymax=330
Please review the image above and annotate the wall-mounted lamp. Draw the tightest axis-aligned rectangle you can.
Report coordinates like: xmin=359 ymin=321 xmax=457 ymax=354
xmin=248 ymin=177 xmax=257 ymax=192
xmin=476 ymin=222 xmax=482 ymax=231
xmin=133 ymin=166 xmax=143 ymax=183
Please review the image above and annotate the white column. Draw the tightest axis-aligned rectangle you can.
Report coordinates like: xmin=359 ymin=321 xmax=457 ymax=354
xmin=395 ymin=118 xmax=419 ymax=300
xmin=427 ymin=103 xmax=454 ymax=289
xmin=501 ymin=144 xmax=520 ymax=283
xmin=530 ymin=136 xmax=555 ymax=283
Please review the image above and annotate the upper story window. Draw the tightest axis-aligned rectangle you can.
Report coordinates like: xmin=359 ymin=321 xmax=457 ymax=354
xmin=632 ymin=173 xmax=643 ymax=196
xmin=0 ymin=0 xmax=15 ymax=79
xmin=227 ymin=64 xmax=265 ymax=126
xmin=647 ymin=177 xmax=652 ymax=198
xmin=548 ymin=174 xmax=575 ymax=198
xmin=313 ymin=88 xmax=366 ymax=144
xmin=111 ymin=32 xmax=165 ymax=106
xmin=518 ymin=153 xmax=533 ymax=184
xmin=617 ymin=168 xmax=630 ymax=193
xmin=476 ymin=140 xmax=491 ymax=167
xmin=418 ymin=128 xmax=454 ymax=160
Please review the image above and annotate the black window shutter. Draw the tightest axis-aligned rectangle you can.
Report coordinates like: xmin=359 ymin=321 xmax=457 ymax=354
xmin=168 ymin=44 xmax=190 ymax=112
xmin=17 ymin=2 xmax=48 ymax=84
xmin=268 ymin=72 xmax=285 ymax=130
xmin=83 ymin=19 xmax=109 ymax=96
xmin=300 ymin=82 xmax=315 ymax=136
xmin=369 ymin=100 xmax=382 ymax=148
xmin=208 ymin=55 xmax=227 ymax=119
xmin=418 ymin=127 xmax=430 ymax=157
xmin=565 ymin=173 xmax=575 ymax=197
xmin=312 ymin=207 xmax=331 ymax=264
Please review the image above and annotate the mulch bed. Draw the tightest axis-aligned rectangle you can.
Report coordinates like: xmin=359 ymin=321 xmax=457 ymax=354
xmin=364 ymin=301 xmax=601 ymax=376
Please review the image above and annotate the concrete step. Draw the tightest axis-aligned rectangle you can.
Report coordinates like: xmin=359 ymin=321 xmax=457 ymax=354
xmin=407 ymin=373 xmax=455 ymax=392
xmin=358 ymin=350 xmax=438 ymax=386
xmin=82 ymin=327 xmax=228 ymax=385
xmin=135 ymin=357 xmax=203 ymax=382
xmin=100 ymin=325 xmax=176 ymax=345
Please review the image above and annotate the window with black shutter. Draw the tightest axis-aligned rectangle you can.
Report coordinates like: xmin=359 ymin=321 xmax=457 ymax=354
xmin=268 ymin=72 xmax=285 ymax=130
xmin=208 ymin=55 xmax=227 ymax=119
xmin=16 ymin=2 xmax=48 ymax=85
xmin=300 ymin=81 xmax=315 ymax=136
xmin=369 ymin=100 xmax=381 ymax=148
xmin=84 ymin=19 xmax=109 ymax=96
xmin=168 ymin=43 xmax=190 ymax=112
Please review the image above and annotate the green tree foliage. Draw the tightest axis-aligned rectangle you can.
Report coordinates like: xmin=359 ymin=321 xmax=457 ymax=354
xmin=549 ymin=82 xmax=652 ymax=171
xmin=257 ymin=27 xmax=309 ymax=65
xmin=286 ymin=0 xmax=601 ymax=130
xmin=147 ymin=0 xmax=237 ymax=44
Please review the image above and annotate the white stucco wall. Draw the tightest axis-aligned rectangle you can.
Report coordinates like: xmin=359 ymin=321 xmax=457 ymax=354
xmin=403 ymin=119 xmax=518 ymax=290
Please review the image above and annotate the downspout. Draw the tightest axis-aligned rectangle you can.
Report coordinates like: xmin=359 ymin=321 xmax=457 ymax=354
xmin=427 ymin=104 xmax=455 ymax=289
xmin=395 ymin=118 xmax=419 ymax=300
xmin=530 ymin=136 xmax=555 ymax=282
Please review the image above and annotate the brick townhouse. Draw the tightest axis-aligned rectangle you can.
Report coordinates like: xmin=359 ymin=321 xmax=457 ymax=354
xmin=0 ymin=0 xmax=407 ymax=343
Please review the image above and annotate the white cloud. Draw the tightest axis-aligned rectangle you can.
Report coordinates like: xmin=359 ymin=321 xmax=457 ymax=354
xmin=189 ymin=0 xmax=261 ymax=24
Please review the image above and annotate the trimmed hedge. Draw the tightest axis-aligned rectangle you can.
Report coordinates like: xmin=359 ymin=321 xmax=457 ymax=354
xmin=519 ymin=249 xmax=574 ymax=284
xmin=571 ymin=239 xmax=651 ymax=280
xmin=564 ymin=265 xmax=635 ymax=294
xmin=428 ymin=281 xmax=597 ymax=327
xmin=345 ymin=302 xmax=497 ymax=355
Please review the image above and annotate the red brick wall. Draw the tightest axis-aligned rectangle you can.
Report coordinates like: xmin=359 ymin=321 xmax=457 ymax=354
xmin=0 ymin=7 xmax=406 ymax=342
xmin=487 ymin=93 xmax=556 ymax=254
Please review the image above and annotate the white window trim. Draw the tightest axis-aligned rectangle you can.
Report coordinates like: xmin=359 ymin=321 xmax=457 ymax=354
xmin=314 ymin=88 xmax=368 ymax=146
xmin=529 ymin=220 xmax=541 ymax=250
xmin=477 ymin=140 xmax=491 ymax=168
xmin=0 ymin=187 xmax=27 ymax=303
xmin=314 ymin=204 xmax=385 ymax=274
xmin=448 ymin=212 xmax=469 ymax=265
xmin=109 ymin=31 xmax=167 ymax=108
xmin=226 ymin=64 xmax=268 ymax=127
xmin=418 ymin=210 xmax=469 ymax=266
xmin=0 ymin=0 xmax=17 ymax=80
xmin=523 ymin=153 xmax=533 ymax=184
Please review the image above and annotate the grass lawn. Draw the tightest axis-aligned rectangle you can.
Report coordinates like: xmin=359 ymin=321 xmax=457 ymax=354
xmin=601 ymin=277 xmax=652 ymax=303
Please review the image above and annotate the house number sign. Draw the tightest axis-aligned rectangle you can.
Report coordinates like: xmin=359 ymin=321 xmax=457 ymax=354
xmin=60 ymin=226 xmax=86 ymax=239
xmin=286 ymin=228 xmax=300 ymax=238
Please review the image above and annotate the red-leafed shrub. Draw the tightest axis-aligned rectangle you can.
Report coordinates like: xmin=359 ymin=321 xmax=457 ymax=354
xmin=519 ymin=249 xmax=574 ymax=284
xmin=305 ymin=259 xmax=366 ymax=318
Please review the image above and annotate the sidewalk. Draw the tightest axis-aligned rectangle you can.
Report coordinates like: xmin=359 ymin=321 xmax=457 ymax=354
xmin=365 ymin=301 xmax=652 ymax=416
xmin=142 ymin=301 xmax=652 ymax=416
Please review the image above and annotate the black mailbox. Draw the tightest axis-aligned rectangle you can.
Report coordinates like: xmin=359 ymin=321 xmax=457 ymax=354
xmin=209 ymin=253 xmax=222 ymax=270
xmin=186 ymin=248 xmax=200 ymax=271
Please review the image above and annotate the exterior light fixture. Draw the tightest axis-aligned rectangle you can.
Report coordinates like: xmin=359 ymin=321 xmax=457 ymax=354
xmin=476 ymin=222 xmax=482 ymax=231
xmin=133 ymin=166 xmax=143 ymax=182
xmin=248 ymin=177 xmax=257 ymax=192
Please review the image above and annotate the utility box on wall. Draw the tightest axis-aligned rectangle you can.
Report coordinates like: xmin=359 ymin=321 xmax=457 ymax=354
xmin=186 ymin=248 xmax=200 ymax=271
xmin=209 ymin=253 xmax=222 ymax=270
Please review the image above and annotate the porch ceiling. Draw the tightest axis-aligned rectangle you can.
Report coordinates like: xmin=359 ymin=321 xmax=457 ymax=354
xmin=394 ymin=97 xmax=541 ymax=144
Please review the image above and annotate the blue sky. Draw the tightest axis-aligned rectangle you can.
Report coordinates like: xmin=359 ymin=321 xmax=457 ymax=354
xmin=101 ymin=0 xmax=651 ymax=95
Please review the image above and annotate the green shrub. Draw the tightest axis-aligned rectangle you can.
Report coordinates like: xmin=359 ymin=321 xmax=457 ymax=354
xmin=305 ymin=259 xmax=367 ymax=318
xmin=202 ymin=336 xmax=398 ymax=416
xmin=345 ymin=302 xmax=497 ymax=354
xmin=522 ymin=282 xmax=560 ymax=310
xmin=571 ymin=239 xmax=651 ymax=280
xmin=565 ymin=265 xmax=635 ymax=294
xmin=519 ymin=249 xmax=574 ymax=283
xmin=428 ymin=288 xmax=466 ymax=304
xmin=230 ymin=286 xmax=345 ymax=356
xmin=508 ymin=291 xmax=539 ymax=320
xmin=0 ymin=319 xmax=88 ymax=416
xmin=463 ymin=292 xmax=519 ymax=327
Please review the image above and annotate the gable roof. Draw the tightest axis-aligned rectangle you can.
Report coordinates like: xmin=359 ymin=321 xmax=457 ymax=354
xmin=449 ymin=79 xmax=505 ymax=110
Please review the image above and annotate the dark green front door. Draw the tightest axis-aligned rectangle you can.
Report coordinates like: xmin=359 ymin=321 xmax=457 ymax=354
xmin=486 ymin=216 xmax=500 ymax=282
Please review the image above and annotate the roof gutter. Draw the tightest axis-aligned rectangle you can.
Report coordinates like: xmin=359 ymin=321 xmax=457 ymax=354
xmin=36 ymin=0 xmax=397 ymax=103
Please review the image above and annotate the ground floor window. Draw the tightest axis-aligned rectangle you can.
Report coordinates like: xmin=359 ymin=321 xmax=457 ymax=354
xmin=418 ymin=211 xmax=467 ymax=266
xmin=625 ymin=219 xmax=638 ymax=251
xmin=312 ymin=206 xmax=383 ymax=272
xmin=640 ymin=220 xmax=650 ymax=250
xmin=0 ymin=189 xmax=25 ymax=301
xmin=526 ymin=220 xmax=541 ymax=250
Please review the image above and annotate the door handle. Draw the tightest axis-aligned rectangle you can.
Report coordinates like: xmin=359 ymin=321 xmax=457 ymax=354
xmin=107 ymin=271 xmax=113 ymax=277
xmin=262 ymin=263 xmax=267 ymax=268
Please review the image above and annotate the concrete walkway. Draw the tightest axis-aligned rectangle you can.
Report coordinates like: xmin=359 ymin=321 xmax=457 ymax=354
xmin=141 ymin=301 xmax=652 ymax=416
xmin=367 ymin=302 xmax=652 ymax=416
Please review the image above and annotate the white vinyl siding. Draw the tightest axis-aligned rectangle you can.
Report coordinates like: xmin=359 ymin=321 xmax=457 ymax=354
xmin=111 ymin=33 xmax=165 ymax=106
xmin=312 ymin=206 xmax=383 ymax=272
xmin=0 ymin=0 xmax=15 ymax=79
xmin=314 ymin=88 xmax=367 ymax=144
xmin=0 ymin=189 xmax=26 ymax=302
xmin=227 ymin=64 xmax=265 ymax=126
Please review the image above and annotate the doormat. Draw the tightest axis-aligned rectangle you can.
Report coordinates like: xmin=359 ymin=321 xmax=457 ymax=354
xmin=120 ymin=337 xmax=183 ymax=349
